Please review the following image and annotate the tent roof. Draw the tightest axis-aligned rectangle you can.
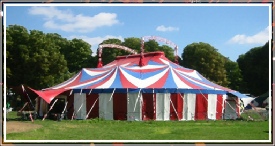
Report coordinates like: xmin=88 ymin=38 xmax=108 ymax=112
xmin=29 ymin=51 xmax=249 ymax=103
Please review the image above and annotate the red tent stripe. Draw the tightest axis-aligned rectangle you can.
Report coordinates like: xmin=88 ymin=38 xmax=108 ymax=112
xmin=86 ymin=69 xmax=117 ymax=88
xmin=147 ymin=69 xmax=169 ymax=88
xmin=216 ymin=94 xmax=224 ymax=120
xmin=119 ymin=68 xmax=138 ymax=88
xmin=173 ymin=69 xmax=202 ymax=89
xmin=195 ymin=94 xmax=208 ymax=120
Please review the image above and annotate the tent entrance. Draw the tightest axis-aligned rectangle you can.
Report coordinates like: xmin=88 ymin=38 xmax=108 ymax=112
xmin=48 ymin=96 xmax=66 ymax=120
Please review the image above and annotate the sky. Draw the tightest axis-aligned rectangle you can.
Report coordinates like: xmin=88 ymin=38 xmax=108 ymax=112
xmin=4 ymin=3 xmax=271 ymax=62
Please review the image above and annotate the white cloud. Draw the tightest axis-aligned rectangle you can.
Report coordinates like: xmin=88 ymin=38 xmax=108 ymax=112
xmin=28 ymin=6 xmax=120 ymax=33
xmin=68 ymin=35 xmax=124 ymax=56
xmin=156 ymin=25 xmax=179 ymax=32
xmin=228 ymin=26 xmax=269 ymax=45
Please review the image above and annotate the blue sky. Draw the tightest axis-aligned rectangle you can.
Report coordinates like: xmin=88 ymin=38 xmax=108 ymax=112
xmin=4 ymin=4 xmax=271 ymax=61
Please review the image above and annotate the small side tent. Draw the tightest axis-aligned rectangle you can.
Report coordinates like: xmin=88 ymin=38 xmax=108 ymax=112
xmin=30 ymin=51 xmax=248 ymax=121
xmin=245 ymin=91 xmax=270 ymax=110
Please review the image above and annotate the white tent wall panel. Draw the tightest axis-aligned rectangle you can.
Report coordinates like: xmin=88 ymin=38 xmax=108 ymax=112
xmin=224 ymin=96 xmax=240 ymax=119
xmin=222 ymin=94 xmax=227 ymax=119
xmin=183 ymin=93 xmax=196 ymax=120
xmin=207 ymin=94 xmax=217 ymax=120
xmin=38 ymin=98 xmax=48 ymax=117
xmin=74 ymin=93 xmax=87 ymax=120
xmin=66 ymin=92 xmax=236 ymax=121
xmin=164 ymin=94 xmax=171 ymax=121
xmin=98 ymin=93 xmax=113 ymax=120
xmin=127 ymin=93 xmax=142 ymax=121
xmin=156 ymin=93 xmax=170 ymax=121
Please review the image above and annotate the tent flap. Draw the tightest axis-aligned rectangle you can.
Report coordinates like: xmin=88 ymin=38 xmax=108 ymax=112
xmin=28 ymin=87 xmax=68 ymax=104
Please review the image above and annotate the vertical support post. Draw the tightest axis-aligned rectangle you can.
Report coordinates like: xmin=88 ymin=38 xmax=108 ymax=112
xmin=174 ymin=46 xmax=179 ymax=64
xmin=97 ymin=45 xmax=103 ymax=68
xmin=139 ymin=37 xmax=145 ymax=67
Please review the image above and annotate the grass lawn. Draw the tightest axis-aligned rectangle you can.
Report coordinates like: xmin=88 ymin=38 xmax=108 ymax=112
xmin=5 ymin=111 xmax=270 ymax=141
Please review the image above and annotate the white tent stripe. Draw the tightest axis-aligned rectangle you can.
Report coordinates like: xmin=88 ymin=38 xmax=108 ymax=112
xmin=119 ymin=67 xmax=170 ymax=88
xmin=170 ymin=68 xmax=191 ymax=88
xmin=51 ymin=72 xmax=81 ymax=89
xmin=67 ymin=68 xmax=115 ymax=89
xmin=97 ymin=68 xmax=119 ymax=88
xmin=83 ymin=68 xmax=112 ymax=76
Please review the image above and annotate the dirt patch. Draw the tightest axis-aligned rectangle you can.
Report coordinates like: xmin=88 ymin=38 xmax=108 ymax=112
xmin=6 ymin=121 xmax=43 ymax=134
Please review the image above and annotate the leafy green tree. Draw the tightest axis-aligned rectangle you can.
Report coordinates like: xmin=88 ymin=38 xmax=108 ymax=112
xmin=224 ymin=59 xmax=243 ymax=91
xmin=121 ymin=37 xmax=141 ymax=51
xmin=158 ymin=45 xmax=175 ymax=62
xmin=6 ymin=25 xmax=69 ymax=89
xmin=6 ymin=25 xmax=31 ymax=88
xmin=181 ymin=42 xmax=229 ymax=87
xmin=61 ymin=38 xmax=92 ymax=73
xmin=237 ymin=42 xmax=269 ymax=96
xmin=144 ymin=40 xmax=175 ymax=62
xmin=99 ymin=38 xmax=125 ymax=65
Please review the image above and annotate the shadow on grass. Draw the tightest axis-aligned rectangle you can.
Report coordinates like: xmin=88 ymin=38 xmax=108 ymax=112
xmin=263 ymin=130 xmax=270 ymax=133
xmin=6 ymin=118 xmax=30 ymax=121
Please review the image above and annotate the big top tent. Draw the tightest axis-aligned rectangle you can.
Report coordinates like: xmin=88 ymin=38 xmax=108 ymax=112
xmin=28 ymin=51 xmax=249 ymax=121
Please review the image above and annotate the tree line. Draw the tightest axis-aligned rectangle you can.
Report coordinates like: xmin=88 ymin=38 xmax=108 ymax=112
xmin=6 ymin=25 xmax=269 ymax=97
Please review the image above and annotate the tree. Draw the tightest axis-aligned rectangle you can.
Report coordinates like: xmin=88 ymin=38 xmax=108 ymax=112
xmin=237 ymin=42 xmax=269 ymax=96
xmin=158 ymin=45 xmax=175 ymax=62
xmin=224 ymin=59 xmax=243 ymax=91
xmin=144 ymin=40 xmax=175 ymax=62
xmin=6 ymin=25 xmax=70 ymax=89
xmin=99 ymin=38 xmax=125 ymax=65
xmin=181 ymin=42 xmax=229 ymax=87
xmin=121 ymin=37 xmax=141 ymax=51
xmin=6 ymin=25 xmax=31 ymax=87
xmin=61 ymin=38 xmax=92 ymax=73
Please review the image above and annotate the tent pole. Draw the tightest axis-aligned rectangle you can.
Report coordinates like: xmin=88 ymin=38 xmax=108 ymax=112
xmin=88 ymin=89 xmax=92 ymax=95
xmin=109 ymin=88 xmax=115 ymax=101
xmin=61 ymin=101 xmax=68 ymax=120
xmin=75 ymin=103 xmax=83 ymax=118
xmin=21 ymin=85 xmax=35 ymax=110
xmin=69 ymin=89 xmax=73 ymax=96
xmin=133 ymin=88 xmax=142 ymax=112
xmin=19 ymin=102 xmax=28 ymax=112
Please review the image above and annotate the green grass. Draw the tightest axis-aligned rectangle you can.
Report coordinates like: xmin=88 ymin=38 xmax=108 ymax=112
xmin=5 ymin=111 xmax=270 ymax=140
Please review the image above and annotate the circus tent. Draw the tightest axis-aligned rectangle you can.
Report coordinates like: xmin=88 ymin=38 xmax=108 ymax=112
xmin=29 ymin=51 xmax=248 ymax=121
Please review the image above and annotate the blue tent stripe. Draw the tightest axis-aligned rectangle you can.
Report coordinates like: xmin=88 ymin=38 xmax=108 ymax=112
xmin=147 ymin=60 xmax=163 ymax=66
xmin=120 ymin=67 xmax=167 ymax=80
xmin=80 ymin=70 xmax=105 ymax=83
xmin=76 ymin=69 xmax=115 ymax=89
xmin=109 ymin=69 xmax=123 ymax=88
xmin=162 ymin=69 xmax=178 ymax=88
xmin=175 ymin=71 xmax=214 ymax=90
